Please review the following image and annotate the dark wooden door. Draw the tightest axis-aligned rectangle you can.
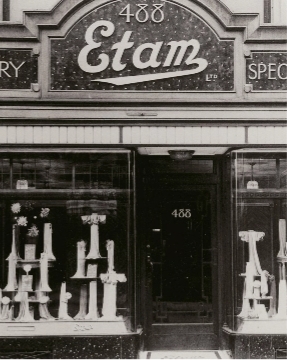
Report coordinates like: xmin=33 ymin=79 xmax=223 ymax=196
xmin=145 ymin=189 xmax=218 ymax=350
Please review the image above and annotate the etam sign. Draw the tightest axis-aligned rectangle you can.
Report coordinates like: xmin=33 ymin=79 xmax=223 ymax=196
xmin=50 ymin=0 xmax=234 ymax=91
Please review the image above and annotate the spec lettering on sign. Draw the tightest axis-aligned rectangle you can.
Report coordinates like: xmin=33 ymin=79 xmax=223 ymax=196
xmin=246 ymin=52 xmax=287 ymax=91
xmin=248 ymin=63 xmax=287 ymax=80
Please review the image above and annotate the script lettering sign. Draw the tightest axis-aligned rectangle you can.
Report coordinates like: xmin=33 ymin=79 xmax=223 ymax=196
xmin=0 ymin=49 xmax=38 ymax=89
xmin=246 ymin=52 xmax=287 ymax=91
xmin=50 ymin=0 xmax=234 ymax=91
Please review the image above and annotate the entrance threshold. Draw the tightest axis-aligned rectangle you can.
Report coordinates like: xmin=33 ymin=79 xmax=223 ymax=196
xmin=139 ymin=350 xmax=232 ymax=359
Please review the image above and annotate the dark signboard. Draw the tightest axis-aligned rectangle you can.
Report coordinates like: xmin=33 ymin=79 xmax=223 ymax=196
xmin=0 ymin=49 xmax=38 ymax=90
xmin=50 ymin=0 xmax=234 ymax=91
xmin=246 ymin=52 xmax=287 ymax=91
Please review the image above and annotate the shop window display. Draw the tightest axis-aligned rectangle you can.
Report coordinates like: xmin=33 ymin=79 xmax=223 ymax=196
xmin=232 ymin=149 xmax=287 ymax=333
xmin=0 ymin=151 xmax=134 ymax=335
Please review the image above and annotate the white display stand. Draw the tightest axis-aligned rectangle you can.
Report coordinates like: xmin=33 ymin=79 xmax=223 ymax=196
xmin=237 ymin=223 xmax=287 ymax=333
xmin=0 ymin=223 xmax=55 ymax=324
xmin=0 ymin=215 xmax=129 ymax=335
xmin=277 ymin=219 xmax=287 ymax=318
xmin=70 ymin=214 xmax=128 ymax=333
xmin=100 ymin=240 xmax=127 ymax=321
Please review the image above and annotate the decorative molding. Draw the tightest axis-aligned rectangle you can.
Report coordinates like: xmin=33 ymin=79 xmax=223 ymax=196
xmin=244 ymin=84 xmax=253 ymax=93
xmin=0 ymin=125 xmax=286 ymax=145
xmin=31 ymin=83 xmax=40 ymax=92
xmin=244 ymin=49 xmax=252 ymax=58
xmin=126 ymin=112 xmax=158 ymax=117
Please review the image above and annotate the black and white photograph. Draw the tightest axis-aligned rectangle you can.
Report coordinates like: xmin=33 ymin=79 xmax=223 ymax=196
xmin=0 ymin=0 xmax=286 ymax=358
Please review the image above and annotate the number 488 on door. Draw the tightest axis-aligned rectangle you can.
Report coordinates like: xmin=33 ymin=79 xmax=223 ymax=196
xmin=171 ymin=209 xmax=191 ymax=218
xmin=119 ymin=4 xmax=164 ymax=23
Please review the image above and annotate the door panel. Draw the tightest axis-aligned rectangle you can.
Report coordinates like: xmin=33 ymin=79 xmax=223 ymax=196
xmin=146 ymin=189 xmax=218 ymax=350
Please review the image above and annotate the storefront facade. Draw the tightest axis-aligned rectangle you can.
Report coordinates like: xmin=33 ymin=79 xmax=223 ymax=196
xmin=0 ymin=0 xmax=286 ymax=358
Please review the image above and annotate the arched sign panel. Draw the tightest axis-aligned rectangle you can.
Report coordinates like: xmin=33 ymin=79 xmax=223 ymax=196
xmin=50 ymin=0 xmax=234 ymax=91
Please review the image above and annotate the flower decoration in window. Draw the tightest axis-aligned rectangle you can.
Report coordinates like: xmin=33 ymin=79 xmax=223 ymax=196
xmin=27 ymin=225 xmax=39 ymax=238
xmin=11 ymin=202 xmax=51 ymax=226
xmin=11 ymin=203 xmax=21 ymax=214
xmin=17 ymin=216 xmax=28 ymax=227
xmin=40 ymin=208 xmax=50 ymax=218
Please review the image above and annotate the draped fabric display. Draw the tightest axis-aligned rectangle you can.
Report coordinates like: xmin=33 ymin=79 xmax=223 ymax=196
xmin=66 ymin=200 xmax=117 ymax=215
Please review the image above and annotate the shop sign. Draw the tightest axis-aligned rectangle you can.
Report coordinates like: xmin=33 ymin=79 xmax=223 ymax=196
xmin=0 ymin=49 xmax=38 ymax=90
xmin=246 ymin=52 xmax=287 ymax=91
xmin=50 ymin=0 xmax=234 ymax=91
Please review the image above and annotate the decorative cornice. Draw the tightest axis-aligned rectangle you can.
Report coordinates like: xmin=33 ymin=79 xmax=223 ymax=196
xmin=0 ymin=0 xmax=285 ymax=43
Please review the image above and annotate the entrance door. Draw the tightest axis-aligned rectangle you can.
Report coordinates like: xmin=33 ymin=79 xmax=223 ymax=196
xmin=145 ymin=189 xmax=218 ymax=350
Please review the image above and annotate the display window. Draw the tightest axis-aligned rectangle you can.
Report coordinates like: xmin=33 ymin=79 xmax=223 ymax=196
xmin=231 ymin=149 xmax=287 ymax=333
xmin=0 ymin=150 xmax=135 ymax=335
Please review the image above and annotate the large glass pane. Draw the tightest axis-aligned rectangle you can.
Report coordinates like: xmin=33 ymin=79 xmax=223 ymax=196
xmin=231 ymin=150 xmax=287 ymax=333
xmin=280 ymin=158 xmax=287 ymax=188
xmin=234 ymin=153 xmax=278 ymax=190
xmin=75 ymin=153 xmax=129 ymax=189
xmin=0 ymin=158 xmax=10 ymax=189
xmin=11 ymin=155 xmax=73 ymax=189
xmin=0 ymin=151 xmax=134 ymax=335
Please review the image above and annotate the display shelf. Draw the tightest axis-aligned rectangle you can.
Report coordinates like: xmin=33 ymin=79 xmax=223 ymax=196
xmin=0 ymin=189 xmax=131 ymax=196
xmin=237 ymin=317 xmax=287 ymax=334
xmin=243 ymin=296 xmax=272 ymax=300
xmin=17 ymin=259 xmax=56 ymax=263
xmin=70 ymin=277 xmax=99 ymax=280
xmin=232 ymin=188 xmax=287 ymax=199
xmin=2 ymin=290 xmax=52 ymax=293
xmin=0 ymin=320 xmax=129 ymax=336
xmin=14 ymin=299 xmax=41 ymax=303
xmin=16 ymin=259 xmax=55 ymax=269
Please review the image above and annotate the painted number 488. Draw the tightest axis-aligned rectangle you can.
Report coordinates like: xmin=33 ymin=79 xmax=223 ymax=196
xmin=119 ymin=4 xmax=164 ymax=23
xmin=171 ymin=209 xmax=191 ymax=218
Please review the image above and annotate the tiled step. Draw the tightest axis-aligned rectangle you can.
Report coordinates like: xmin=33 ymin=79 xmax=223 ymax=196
xmin=148 ymin=323 xmax=218 ymax=350
xmin=152 ymin=323 xmax=214 ymax=334
xmin=149 ymin=333 xmax=218 ymax=350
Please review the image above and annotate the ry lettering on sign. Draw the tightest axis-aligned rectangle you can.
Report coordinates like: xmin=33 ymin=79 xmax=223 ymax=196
xmin=246 ymin=52 xmax=287 ymax=91
xmin=0 ymin=61 xmax=26 ymax=78
xmin=0 ymin=50 xmax=38 ymax=90
xmin=50 ymin=0 xmax=234 ymax=91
